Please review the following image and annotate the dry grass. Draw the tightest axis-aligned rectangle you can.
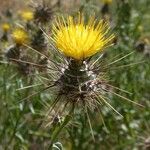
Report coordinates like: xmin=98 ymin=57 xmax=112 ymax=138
xmin=0 ymin=0 xmax=24 ymax=11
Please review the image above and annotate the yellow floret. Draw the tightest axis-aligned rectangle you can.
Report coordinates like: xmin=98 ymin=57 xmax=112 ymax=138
xmin=52 ymin=14 xmax=114 ymax=60
xmin=2 ymin=23 xmax=10 ymax=32
xmin=12 ymin=28 xmax=29 ymax=45
xmin=21 ymin=10 xmax=34 ymax=21
xmin=102 ymin=0 xmax=112 ymax=4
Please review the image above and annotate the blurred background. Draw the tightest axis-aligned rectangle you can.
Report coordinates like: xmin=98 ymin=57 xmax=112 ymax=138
xmin=0 ymin=0 xmax=150 ymax=149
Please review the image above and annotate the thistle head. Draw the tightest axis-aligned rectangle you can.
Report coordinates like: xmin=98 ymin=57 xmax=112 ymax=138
xmin=33 ymin=3 xmax=53 ymax=24
xmin=52 ymin=13 xmax=114 ymax=60
xmin=20 ymin=10 xmax=34 ymax=21
xmin=12 ymin=28 xmax=29 ymax=45
xmin=102 ymin=0 xmax=112 ymax=4
xmin=47 ymin=13 xmax=115 ymax=111
xmin=31 ymin=29 xmax=47 ymax=52
xmin=5 ymin=45 xmax=20 ymax=60
xmin=1 ymin=23 xmax=10 ymax=32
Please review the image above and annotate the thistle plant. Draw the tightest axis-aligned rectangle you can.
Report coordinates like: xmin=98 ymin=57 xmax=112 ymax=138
xmin=33 ymin=13 xmax=145 ymax=148
xmin=30 ymin=13 xmax=135 ymax=147
xmin=4 ymin=27 xmax=36 ymax=77
xmin=5 ymin=28 xmax=29 ymax=60
xmin=20 ymin=10 xmax=34 ymax=22
xmin=51 ymin=14 xmax=114 ymax=108
xmin=12 ymin=28 xmax=29 ymax=45
xmin=1 ymin=23 xmax=10 ymax=33
xmin=31 ymin=0 xmax=54 ymax=25
xmin=0 ymin=0 xmax=149 ymax=149
xmin=20 ymin=1 xmax=54 ymax=59
xmin=0 ymin=23 xmax=10 ymax=42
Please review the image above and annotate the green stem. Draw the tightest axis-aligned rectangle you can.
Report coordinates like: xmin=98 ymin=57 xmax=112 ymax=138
xmin=48 ymin=105 xmax=74 ymax=149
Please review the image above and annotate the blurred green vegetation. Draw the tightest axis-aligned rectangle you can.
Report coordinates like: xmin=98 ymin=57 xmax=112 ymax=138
xmin=0 ymin=0 xmax=150 ymax=149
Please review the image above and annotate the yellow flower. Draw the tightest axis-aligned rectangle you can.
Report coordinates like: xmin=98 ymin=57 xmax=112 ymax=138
xmin=52 ymin=14 xmax=114 ymax=60
xmin=20 ymin=10 xmax=34 ymax=21
xmin=102 ymin=0 xmax=112 ymax=4
xmin=12 ymin=28 xmax=29 ymax=45
xmin=2 ymin=23 xmax=10 ymax=32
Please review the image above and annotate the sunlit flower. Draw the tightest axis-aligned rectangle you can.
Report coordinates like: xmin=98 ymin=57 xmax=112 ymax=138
xmin=102 ymin=0 xmax=112 ymax=4
xmin=2 ymin=23 xmax=10 ymax=32
xmin=20 ymin=10 xmax=34 ymax=21
xmin=52 ymin=14 xmax=114 ymax=60
xmin=12 ymin=28 xmax=29 ymax=45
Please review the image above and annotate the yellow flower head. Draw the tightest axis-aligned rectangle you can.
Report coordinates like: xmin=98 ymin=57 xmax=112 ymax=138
xmin=12 ymin=28 xmax=29 ymax=45
xmin=2 ymin=23 xmax=10 ymax=32
xmin=52 ymin=14 xmax=114 ymax=60
xmin=102 ymin=0 xmax=112 ymax=4
xmin=20 ymin=10 xmax=34 ymax=21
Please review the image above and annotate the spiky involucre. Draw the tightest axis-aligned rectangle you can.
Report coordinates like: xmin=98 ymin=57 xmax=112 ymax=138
xmin=52 ymin=14 xmax=114 ymax=60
